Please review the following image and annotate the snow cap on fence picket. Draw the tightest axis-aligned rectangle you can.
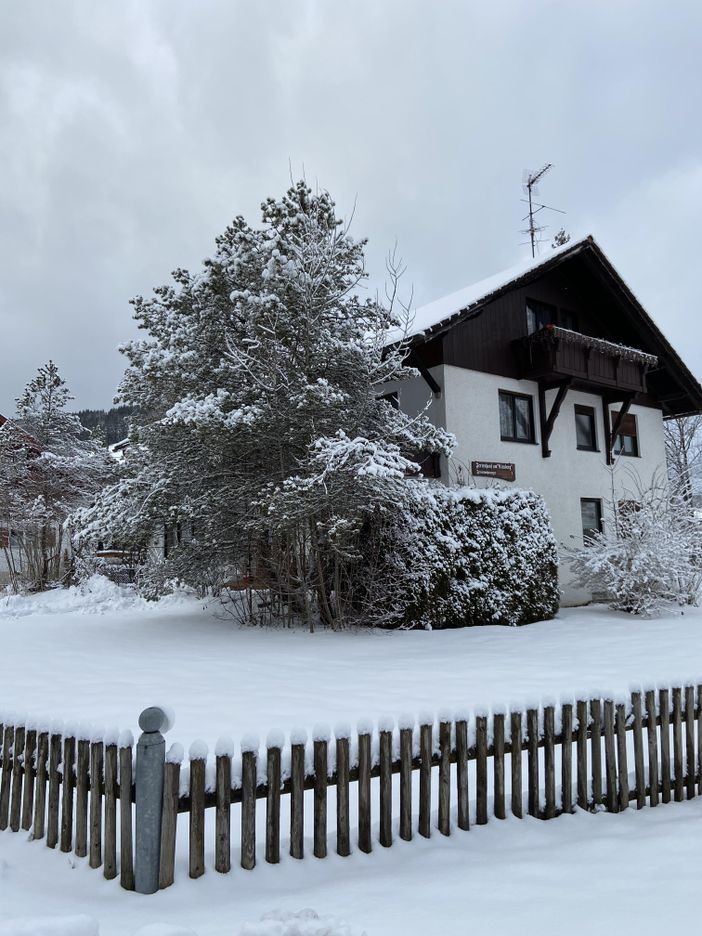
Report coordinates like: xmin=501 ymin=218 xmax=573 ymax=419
xmin=118 ymin=729 xmax=134 ymax=749
xmin=356 ymin=717 xmax=374 ymax=735
xmin=491 ymin=701 xmax=508 ymax=716
xmin=240 ymin=733 xmax=260 ymax=754
xmin=377 ymin=714 xmax=395 ymax=733
xmin=454 ymin=707 xmax=470 ymax=723
xmin=189 ymin=739 xmax=208 ymax=761
xmin=397 ymin=712 xmax=415 ymax=730
xmin=166 ymin=742 xmax=184 ymax=764
xmin=628 ymin=681 xmax=643 ymax=694
xmin=334 ymin=722 xmax=352 ymax=739
xmin=541 ymin=696 xmax=557 ymax=710
xmin=418 ymin=711 xmax=434 ymax=727
xmin=559 ymin=692 xmax=574 ymax=706
xmin=473 ymin=705 xmax=490 ymax=719
xmin=91 ymin=725 xmax=106 ymax=743
xmin=103 ymin=726 xmax=120 ymax=746
xmin=76 ymin=722 xmax=92 ymax=741
xmin=289 ymin=727 xmax=307 ymax=745
xmin=266 ymin=729 xmax=285 ymax=749
xmin=641 ymin=678 xmax=657 ymax=693
xmin=312 ymin=724 xmax=331 ymax=742
xmin=214 ymin=736 xmax=235 ymax=758
xmin=63 ymin=720 xmax=80 ymax=738
xmin=49 ymin=718 xmax=64 ymax=735
xmin=437 ymin=708 xmax=453 ymax=724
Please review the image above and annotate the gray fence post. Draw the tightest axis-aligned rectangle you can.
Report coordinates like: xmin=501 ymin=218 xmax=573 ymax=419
xmin=135 ymin=706 xmax=172 ymax=894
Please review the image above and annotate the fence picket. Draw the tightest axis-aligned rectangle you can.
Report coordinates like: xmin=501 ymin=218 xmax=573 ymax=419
xmin=438 ymin=718 xmax=451 ymax=836
xmin=603 ymin=699 xmax=617 ymax=812
xmin=543 ymin=705 xmax=555 ymax=820
xmin=510 ymin=711 xmax=522 ymax=819
xmin=189 ymin=748 xmax=206 ymax=879
xmin=158 ymin=750 xmax=180 ymax=890
xmin=455 ymin=717 xmax=469 ymax=831
xmin=526 ymin=708 xmax=539 ymax=818
xmin=47 ymin=730 xmax=61 ymax=849
xmin=590 ymin=699 xmax=602 ymax=808
xmin=313 ymin=734 xmax=328 ymax=859
xmin=380 ymin=724 xmax=394 ymax=845
xmin=659 ymin=689 xmax=671 ymax=804
xmin=358 ymin=727 xmax=373 ymax=851
xmin=698 ymin=684 xmax=702 ymax=797
xmin=336 ymin=730 xmax=351 ymax=855
xmin=21 ymin=728 xmax=37 ymax=831
xmin=215 ymin=747 xmax=232 ymax=873
xmin=0 ymin=724 xmax=14 ymax=831
xmin=59 ymin=734 xmax=75 ymax=852
xmin=104 ymin=742 xmax=117 ymax=881
xmin=399 ymin=724 xmax=413 ymax=841
xmin=672 ymin=687 xmax=684 ymax=802
xmin=10 ymin=724 xmax=25 ymax=832
xmin=684 ymin=686 xmax=695 ymax=800
xmin=32 ymin=730 xmax=48 ymax=841
xmin=615 ymin=702 xmax=628 ymax=810
xmin=476 ymin=715 xmax=488 ymax=825
xmin=418 ymin=720 xmax=432 ymax=838
xmin=561 ymin=702 xmax=573 ymax=814
xmin=119 ymin=741 xmax=134 ymax=891
xmin=241 ymin=746 xmax=257 ymax=870
xmin=631 ymin=692 xmax=646 ymax=809
xmin=576 ymin=701 xmax=588 ymax=810
xmin=265 ymin=739 xmax=281 ymax=865
xmin=290 ymin=739 xmax=305 ymax=859
xmin=89 ymin=739 xmax=104 ymax=869
xmin=75 ymin=738 xmax=90 ymax=857
xmin=645 ymin=690 xmax=659 ymax=807
xmin=493 ymin=712 xmax=506 ymax=820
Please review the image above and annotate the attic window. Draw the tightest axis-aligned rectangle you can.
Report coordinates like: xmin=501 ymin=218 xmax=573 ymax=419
xmin=612 ymin=412 xmax=639 ymax=457
xmin=526 ymin=299 xmax=556 ymax=335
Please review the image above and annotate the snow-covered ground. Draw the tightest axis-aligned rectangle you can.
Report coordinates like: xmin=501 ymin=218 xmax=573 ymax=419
xmin=2 ymin=577 xmax=702 ymax=749
xmin=2 ymin=579 xmax=702 ymax=935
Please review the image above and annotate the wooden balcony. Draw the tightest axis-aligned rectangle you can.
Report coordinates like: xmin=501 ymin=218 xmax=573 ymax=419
xmin=514 ymin=325 xmax=658 ymax=394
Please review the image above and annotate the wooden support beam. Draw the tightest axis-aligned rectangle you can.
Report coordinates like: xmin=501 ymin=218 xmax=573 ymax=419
xmin=539 ymin=380 xmax=570 ymax=458
xmin=406 ymin=351 xmax=441 ymax=396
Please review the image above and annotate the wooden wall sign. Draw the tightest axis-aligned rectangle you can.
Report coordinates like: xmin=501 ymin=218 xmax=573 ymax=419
xmin=471 ymin=460 xmax=516 ymax=482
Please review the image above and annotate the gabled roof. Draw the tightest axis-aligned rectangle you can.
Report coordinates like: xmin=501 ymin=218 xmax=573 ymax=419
xmin=395 ymin=235 xmax=702 ymax=417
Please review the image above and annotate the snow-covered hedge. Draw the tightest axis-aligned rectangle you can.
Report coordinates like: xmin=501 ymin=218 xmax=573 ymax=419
xmin=365 ymin=483 xmax=559 ymax=629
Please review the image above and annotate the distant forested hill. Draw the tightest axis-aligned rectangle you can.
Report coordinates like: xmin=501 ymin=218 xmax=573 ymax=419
xmin=77 ymin=405 xmax=132 ymax=445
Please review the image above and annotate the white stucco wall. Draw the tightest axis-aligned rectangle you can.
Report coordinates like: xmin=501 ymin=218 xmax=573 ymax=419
xmin=397 ymin=364 xmax=668 ymax=606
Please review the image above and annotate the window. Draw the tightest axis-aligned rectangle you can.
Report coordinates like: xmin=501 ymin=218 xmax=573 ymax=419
xmin=526 ymin=298 xmax=556 ymax=335
xmin=499 ymin=390 xmax=535 ymax=443
xmin=612 ymin=411 xmax=639 ymax=457
xmin=574 ymin=405 xmax=597 ymax=451
xmin=559 ymin=309 xmax=578 ymax=331
xmin=418 ymin=451 xmax=441 ymax=479
xmin=580 ymin=498 xmax=603 ymax=544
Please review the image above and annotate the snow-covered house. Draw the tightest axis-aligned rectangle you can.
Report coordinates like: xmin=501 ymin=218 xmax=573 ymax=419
xmin=387 ymin=236 xmax=702 ymax=605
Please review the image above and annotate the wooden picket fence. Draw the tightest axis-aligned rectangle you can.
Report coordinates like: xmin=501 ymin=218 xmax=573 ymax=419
xmin=1 ymin=682 xmax=702 ymax=891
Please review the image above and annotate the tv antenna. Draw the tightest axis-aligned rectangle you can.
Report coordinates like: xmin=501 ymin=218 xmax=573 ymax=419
xmin=521 ymin=163 xmax=565 ymax=257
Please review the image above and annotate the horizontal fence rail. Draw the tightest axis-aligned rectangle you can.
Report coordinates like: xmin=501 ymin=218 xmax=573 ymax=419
xmin=1 ymin=682 xmax=701 ymax=892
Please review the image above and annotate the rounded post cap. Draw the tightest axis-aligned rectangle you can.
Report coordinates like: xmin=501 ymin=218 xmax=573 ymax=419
xmin=138 ymin=706 xmax=172 ymax=734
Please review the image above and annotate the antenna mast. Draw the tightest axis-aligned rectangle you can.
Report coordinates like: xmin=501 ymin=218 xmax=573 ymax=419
xmin=521 ymin=163 xmax=565 ymax=257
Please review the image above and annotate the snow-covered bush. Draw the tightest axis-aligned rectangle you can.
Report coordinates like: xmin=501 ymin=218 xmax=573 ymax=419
xmin=568 ymin=483 xmax=702 ymax=615
xmin=361 ymin=482 xmax=559 ymax=628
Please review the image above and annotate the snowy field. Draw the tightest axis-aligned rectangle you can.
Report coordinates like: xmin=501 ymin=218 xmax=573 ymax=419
xmin=2 ymin=579 xmax=702 ymax=935
xmin=2 ymin=577 xmax=702 ymax=749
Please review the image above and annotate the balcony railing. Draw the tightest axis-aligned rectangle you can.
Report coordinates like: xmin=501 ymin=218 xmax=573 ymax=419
xmin=515 ymin=325 xmax=658 ymax=393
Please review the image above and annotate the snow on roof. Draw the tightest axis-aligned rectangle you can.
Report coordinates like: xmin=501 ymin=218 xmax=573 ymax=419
xmin=387 ymin=235 xmax=591 ymax=345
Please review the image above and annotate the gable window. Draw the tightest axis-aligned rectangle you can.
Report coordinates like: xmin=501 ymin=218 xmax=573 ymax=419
xmin=499 ymin=390 xmax=535 ymax=443
xmin=612 ymin=412 xmax=639 ymax=457
xmin=580 ymin=498 xmax=603 ymax=544
xmin=559 ymin=309 xmax=578 ymax=331
xmin=526 ymin=299 xmax=556 ymax=335
xmin=574 ymin=405 xmax=597 ymax=451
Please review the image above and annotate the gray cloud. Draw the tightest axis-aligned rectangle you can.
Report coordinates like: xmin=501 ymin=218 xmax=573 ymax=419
xmin=1 ymin=0 xmax=701 ymax=411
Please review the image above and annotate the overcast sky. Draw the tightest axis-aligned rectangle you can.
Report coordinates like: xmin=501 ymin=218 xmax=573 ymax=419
xmin=1 ymin=0 xmax=700 ymax=412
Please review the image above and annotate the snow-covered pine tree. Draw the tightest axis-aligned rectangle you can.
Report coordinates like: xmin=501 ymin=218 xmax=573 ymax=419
xmin=76 ymin=182 xmax=453 ymax=627
xmin=0 ymin=361 xmax=113 ymax=591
